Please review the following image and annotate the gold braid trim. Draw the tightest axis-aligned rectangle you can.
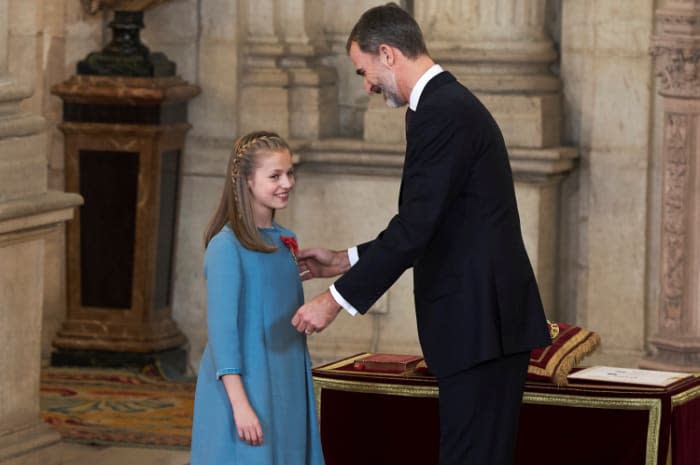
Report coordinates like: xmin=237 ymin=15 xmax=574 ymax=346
xmin=671 ymin=383 xmax=700 ymax=407
xmin=313 ymin=376 xmax=662 ymax=465
xmin=528 ymin=330 xmax=602 ymax=386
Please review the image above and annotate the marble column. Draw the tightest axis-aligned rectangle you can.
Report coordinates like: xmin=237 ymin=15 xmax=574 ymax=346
xmin=239 ymin=0 xmax=289 ymax=136
xmin=641 ymin=0 xmax=700 ymax=372
xmin=412 ymin=0 xmax=575 ymax=317
xmin=366 ymin=1 xmax=560 ymax=147
xmin=0 ymin=0 xmax=82 ymax=463
xmin=277 ymin=0 xmax=338 ymax=140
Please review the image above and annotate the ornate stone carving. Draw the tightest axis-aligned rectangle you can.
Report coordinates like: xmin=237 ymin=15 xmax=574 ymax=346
xmin=652 ymin=46 xmax=700 ymax=97
xmin=416 ymin=0 xmax=546 ymax=38
xmin=660 ymin=113 xmax=689 ymax=331
xmin=652 ymin=5 xmax=700 ymax=97
xmin=643 ymin=1 xmax=700 ymax=372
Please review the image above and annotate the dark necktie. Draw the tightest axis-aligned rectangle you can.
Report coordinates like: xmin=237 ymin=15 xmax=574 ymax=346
xmin=405 ymin=108 xmax=414 ymax=137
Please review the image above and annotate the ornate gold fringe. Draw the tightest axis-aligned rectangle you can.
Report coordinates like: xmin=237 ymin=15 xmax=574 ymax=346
xmin=552 ymin=332 xmax=602 ymax=386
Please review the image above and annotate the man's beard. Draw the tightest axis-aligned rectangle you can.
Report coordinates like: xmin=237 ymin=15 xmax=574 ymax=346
xmin=382 ymin=88 xmax=404 ymax=108
xmin=372 ymin=73 xmax=405 ymax=108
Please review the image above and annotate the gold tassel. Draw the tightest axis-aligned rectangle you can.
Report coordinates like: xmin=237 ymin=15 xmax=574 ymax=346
xmin=552 ymin=332 xmax=602 ymax=386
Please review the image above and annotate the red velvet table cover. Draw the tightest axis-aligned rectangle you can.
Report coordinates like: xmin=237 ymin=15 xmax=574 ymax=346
xmin=312 ymin=354 xmax=700 ymax=465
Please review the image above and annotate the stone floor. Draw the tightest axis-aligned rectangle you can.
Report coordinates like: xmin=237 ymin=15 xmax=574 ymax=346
xmin=57 ymin=442 xmax=190 ymax=465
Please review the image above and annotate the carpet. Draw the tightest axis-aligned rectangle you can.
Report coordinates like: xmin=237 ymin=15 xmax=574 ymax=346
xmin=40 ymin=364 xmax=194 ymax=449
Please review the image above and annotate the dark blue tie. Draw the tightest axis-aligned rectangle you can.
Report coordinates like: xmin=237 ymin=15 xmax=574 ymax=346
xmin=405 ymin=108 xmax=414 ymax=137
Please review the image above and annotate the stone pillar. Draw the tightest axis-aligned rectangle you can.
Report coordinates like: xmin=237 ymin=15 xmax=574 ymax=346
xmin=415 ymin=0 xmax=560 ymax=146
xmin=641 ymin=0 xmax=700 ymax=372
xmin=320 ymin=0 xmax=376 ymax=137
xmin=0 ymin=0 xmax=7 ymax=74
xmin=277 ymin=0 xmax=338 ymax=140
xmin=412 ymin=0 xmax=574 ymax=317
xmin=415 ymin=0 xmax=576 ymax=319
xmin=0 ymin=1 xmax=82 ymax=463
xmin=239 ymin=0 xmax=289 ymax=136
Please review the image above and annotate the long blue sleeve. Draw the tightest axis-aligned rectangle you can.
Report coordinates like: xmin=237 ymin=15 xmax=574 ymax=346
xmin=204 ymin=232 xmax=243 ymax=379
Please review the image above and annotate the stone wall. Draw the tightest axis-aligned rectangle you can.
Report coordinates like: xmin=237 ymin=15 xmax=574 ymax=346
xmin=557 ymin=0 xmax=656 ymax=366
xmin=1 ymin=0 xmax=82 ymax=462
xmin=4 ymin=0 xmax=670 ymax=372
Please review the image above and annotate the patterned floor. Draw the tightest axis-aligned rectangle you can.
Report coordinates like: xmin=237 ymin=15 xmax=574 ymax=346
xmin=40 ymin=365 xmax=194 ymax=449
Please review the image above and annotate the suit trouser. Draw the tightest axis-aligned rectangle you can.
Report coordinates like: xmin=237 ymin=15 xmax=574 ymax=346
xmin=436 ymin=351 xmax=530 ymax=465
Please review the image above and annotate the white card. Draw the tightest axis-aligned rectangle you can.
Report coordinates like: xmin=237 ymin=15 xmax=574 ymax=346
xmin=567 ymin=366 xmax=692 ymax=387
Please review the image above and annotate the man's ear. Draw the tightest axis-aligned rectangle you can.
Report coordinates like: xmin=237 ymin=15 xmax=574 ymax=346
xmin=378 ymin=44 xmax=395 ymax=67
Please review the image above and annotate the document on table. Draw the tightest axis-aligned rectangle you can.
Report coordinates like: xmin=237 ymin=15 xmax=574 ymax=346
xmin=568 ymin=366 xmax=692 ymax=387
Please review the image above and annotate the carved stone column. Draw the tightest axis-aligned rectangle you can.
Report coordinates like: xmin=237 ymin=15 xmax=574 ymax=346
xmin=641 ymin=0 xmax=700 ymax=372
xmin=0 ymin=0 xmax=6 ymax=74
xmin=277 ymin=0 xmax=338 ymax=140
xmin=239 ymin=0 xmax=289 ymax=136
xmin=0 ymin=0 xmax=82 ymax=463
xmin=416 ymin=0 xmax=560 ymax=146
xmin=412 ymin=0 xmax=574 ymax=317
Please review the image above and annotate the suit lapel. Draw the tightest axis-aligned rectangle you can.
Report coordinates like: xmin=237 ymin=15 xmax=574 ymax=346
xmin=398 ymin=71 xmax=457 ymax=206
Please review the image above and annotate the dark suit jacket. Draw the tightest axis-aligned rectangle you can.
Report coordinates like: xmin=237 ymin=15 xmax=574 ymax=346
xmin=334 ymin=71 xmax=551 ymax=378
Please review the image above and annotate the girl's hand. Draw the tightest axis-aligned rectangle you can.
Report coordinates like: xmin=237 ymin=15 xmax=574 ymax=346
xmin=232 ymin=402 xmax=264 ymax=445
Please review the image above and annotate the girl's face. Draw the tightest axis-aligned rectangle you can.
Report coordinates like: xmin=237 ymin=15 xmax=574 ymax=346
xmin=247 ymin=149 xmax=295 ymax=227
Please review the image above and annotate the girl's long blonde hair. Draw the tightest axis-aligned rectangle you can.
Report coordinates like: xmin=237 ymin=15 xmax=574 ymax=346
xmin=204 ymin=131 xmax=292 ymax=252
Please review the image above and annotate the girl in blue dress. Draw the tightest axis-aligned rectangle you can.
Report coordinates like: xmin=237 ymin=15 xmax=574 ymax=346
xmin=190 ymin=131 xmax=325 ymax=465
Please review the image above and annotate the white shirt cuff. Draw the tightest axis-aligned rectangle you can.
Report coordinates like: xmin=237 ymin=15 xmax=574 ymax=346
xmin=348 ymin=247 xmax=359 ymax=266
xmin=329 ymin=284 xmax=358 ymax=316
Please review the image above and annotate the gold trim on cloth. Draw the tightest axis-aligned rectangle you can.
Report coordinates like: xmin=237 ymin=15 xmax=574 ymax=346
xmin=527 ymin=327 xmax=601 ymax=386
xmin=313 ymin=376 xmax=664 ymax=465
xmin=671 ymin=383 xmax=700 ymax=407
xmin=313 ymin=376 xmax=439 ymax=398
xmin=312 ymin=376 xmax=439 ymax=422
xmin=523 ymin=393 xmax=662 ymax=465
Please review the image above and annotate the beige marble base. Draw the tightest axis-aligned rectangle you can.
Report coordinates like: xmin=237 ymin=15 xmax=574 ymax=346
xmin=0 ymin=192 xmax=80 ymax=465
xmin=0 ymin=423 xmax=61 ymax=465
xmin=640 ymin=336 xmax=700 ymax=373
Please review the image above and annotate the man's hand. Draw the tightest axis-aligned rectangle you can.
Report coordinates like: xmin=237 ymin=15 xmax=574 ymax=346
xmin=297 ymin=248 xmax=350 ymax=281
xmin=292 ymin=290 xmax=342 ymax=334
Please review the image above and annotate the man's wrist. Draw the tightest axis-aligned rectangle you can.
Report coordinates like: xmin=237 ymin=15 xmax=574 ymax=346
xmin=329 ymin=285 xmax=358 ymax=316
xmin=335 ymin=249 xmax=352 ymax=272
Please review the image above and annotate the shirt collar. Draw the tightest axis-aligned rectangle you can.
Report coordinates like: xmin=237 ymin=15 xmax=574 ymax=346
xmin=408 ymin=64 xmax=444 ymax=111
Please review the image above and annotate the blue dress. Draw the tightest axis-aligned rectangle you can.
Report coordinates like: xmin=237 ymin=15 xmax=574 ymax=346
xmin=190 ymin=224 xmax=325 ymax=465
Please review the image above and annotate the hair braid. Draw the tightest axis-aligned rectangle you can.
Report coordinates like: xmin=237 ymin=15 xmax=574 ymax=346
xmin=204 ymin=130 xmax=292 ymax=251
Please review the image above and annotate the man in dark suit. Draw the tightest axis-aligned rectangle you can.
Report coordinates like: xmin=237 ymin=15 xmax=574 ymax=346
xmin=291 ymin=3 xmax=551 ymax=464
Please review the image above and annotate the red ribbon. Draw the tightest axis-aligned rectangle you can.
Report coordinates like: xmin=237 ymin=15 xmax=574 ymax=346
xmin=280 ymin=235 xmax=299 ymax=257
